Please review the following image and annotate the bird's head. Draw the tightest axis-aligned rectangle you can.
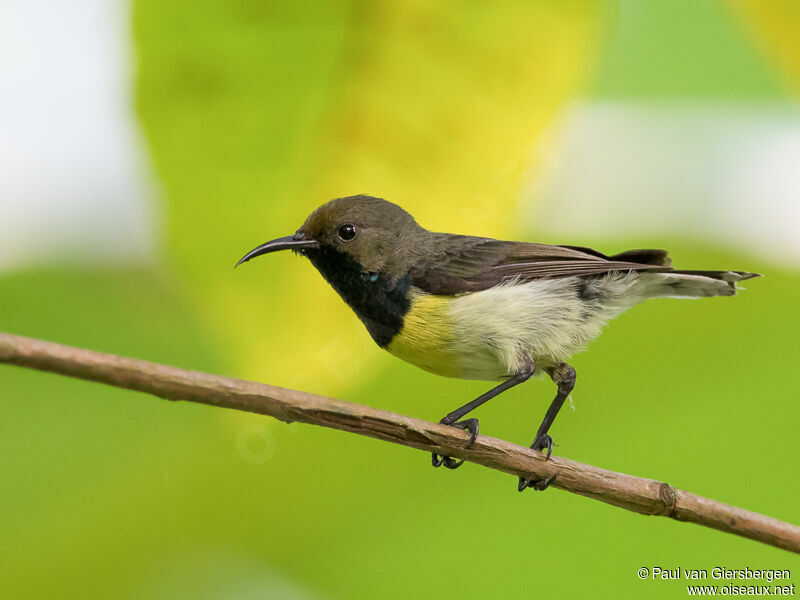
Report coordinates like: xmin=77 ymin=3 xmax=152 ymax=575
xmin=236 ymin=195 xmax=423 ymax=276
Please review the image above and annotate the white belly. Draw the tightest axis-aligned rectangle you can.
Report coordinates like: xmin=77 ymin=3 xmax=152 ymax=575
xmin=447 ymin=274 xmax=641 ymax=379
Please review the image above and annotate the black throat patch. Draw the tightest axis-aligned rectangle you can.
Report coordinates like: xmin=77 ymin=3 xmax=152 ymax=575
xmin=305 ymin=247 xmax=411 ymax=347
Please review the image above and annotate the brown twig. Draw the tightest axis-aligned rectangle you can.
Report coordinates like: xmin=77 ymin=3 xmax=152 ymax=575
xmin=1 ymin=331 xmax=798 ymax=553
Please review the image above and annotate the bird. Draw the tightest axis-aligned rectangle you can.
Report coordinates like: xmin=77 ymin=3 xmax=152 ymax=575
xmin=236 ymin=194 xmax=759 ymax=491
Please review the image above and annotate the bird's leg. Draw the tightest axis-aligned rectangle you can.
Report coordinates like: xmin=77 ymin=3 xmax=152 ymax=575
xmin=432 ymin=361 xmax=535 ymax=470
xmin=518 ymin=362 xmax=576 ymax=492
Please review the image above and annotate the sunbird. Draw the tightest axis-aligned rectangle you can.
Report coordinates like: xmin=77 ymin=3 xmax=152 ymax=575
xmin=237 ymin=195 xmax=758 ymax=491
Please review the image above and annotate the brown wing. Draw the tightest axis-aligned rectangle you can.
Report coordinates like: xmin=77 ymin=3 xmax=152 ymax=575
xmin=408 ymin=235 xmax=672 ymax=295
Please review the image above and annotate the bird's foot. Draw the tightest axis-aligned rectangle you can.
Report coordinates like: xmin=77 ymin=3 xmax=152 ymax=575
xmin=517 ymin=473 xmax=557 ymax=492
xmin=431 ymin=454 xmax=464 ymax=469
xmin=531 ymin=433 xmax=554 ymax=459
xmin=431 ymin=417 xmax=479 ymax=470
xmin=517 ymin=433 xmax=555 ymax=491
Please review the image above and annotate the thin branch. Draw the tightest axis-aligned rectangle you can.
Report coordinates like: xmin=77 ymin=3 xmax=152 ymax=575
xmin=1 ymin=331 xmax=798 ymax=554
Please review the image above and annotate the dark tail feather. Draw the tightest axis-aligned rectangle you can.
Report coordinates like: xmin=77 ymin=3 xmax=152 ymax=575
xmin=576 ymin=244 xmax=760 ymax=298
xmin=610 ymin=249 xmax=672 ymax=267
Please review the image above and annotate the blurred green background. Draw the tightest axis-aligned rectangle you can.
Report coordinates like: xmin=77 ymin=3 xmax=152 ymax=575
xmin=2 ymin=1 xmax=799 ymax=598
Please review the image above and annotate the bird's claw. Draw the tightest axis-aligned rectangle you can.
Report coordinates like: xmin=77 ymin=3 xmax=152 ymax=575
xmin=431 ymin=454 xmax=464 ymax=469
xmin=531 ymin=433 xmax=554 ymax=459
xmin=517 ymin=433 xmax=556 ymax=491
xmin=430 ymin=417 xmax=479 ymax=470
xmin=442 ymin=417 xmax=479 ymax=446
xmin=517 ymin=473 xmax=557 ymax=492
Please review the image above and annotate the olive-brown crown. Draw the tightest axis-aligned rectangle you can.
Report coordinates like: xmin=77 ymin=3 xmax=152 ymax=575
xmin=299 ymin=195 xmax=424 ymax=273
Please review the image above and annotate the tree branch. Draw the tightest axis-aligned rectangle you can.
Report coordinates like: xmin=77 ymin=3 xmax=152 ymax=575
xmin=1 ymin=331 xmax=798 ymax=553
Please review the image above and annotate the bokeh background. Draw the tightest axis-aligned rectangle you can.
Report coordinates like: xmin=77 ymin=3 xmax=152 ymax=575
xmin=2 ymin=1 xmax=799 ymax=598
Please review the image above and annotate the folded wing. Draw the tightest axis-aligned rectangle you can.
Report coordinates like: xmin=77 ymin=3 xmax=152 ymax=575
xmin=408 ymin=235 xmax=673 ymax=295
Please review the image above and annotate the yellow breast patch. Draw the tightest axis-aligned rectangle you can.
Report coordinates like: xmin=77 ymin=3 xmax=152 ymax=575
xmin=386 ymin=292 xmax=463 ymax=379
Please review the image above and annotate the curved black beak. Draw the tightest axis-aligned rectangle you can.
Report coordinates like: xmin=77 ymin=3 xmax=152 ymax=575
xmin=235 ymin=235 xmax=320 ymax=267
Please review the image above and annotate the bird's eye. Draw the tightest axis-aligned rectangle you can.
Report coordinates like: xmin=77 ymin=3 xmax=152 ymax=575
xmin=337 ymin=223 xmax=358 ymax=242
